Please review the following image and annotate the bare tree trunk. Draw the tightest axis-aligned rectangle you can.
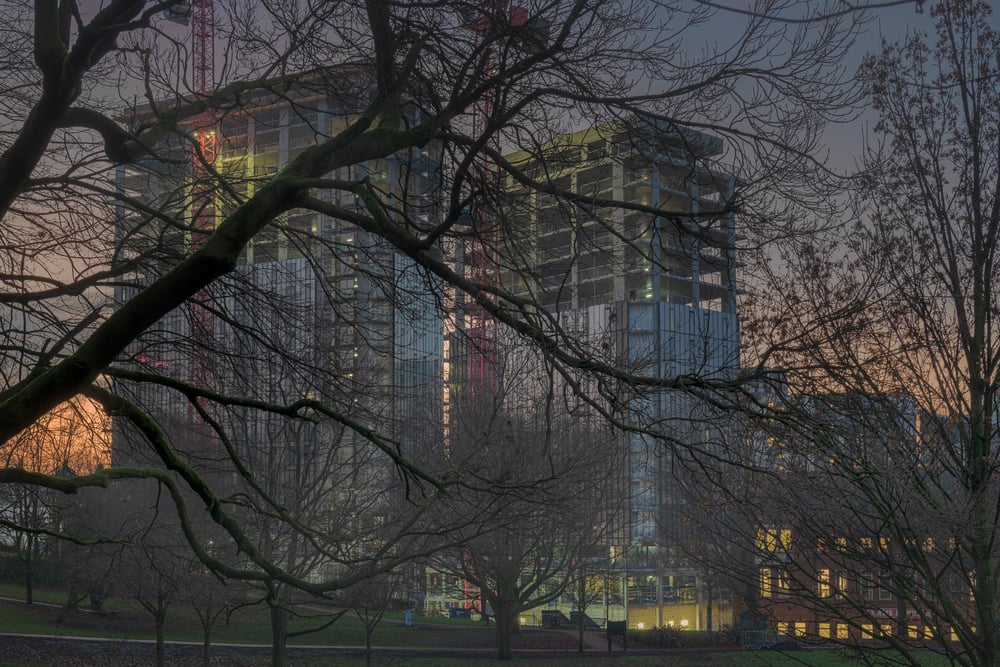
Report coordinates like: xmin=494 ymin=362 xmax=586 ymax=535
xmin=57 ymin=587 xmax=79 ymax=624
xmin=894 ymin=566 xmax=906 ymax=640
xmin=705 ymin=579 xmax=713 ymax=634
xmin=495 ymin=600 xmax=515 ymax=660
xmin=978 ymin=566 xmax=1000 ymax=666
xmin=23 ymin=549 xmax=33 ymax=605
xmin=969 ymin=428 xmax=1000 ymax=667
xmin=201 ymin=625 xmax=212 ymax=667
xmin=269 ymin=601 xmax=289 ymax=667
xmin=154 ymin=608 xmax=166 ymax=667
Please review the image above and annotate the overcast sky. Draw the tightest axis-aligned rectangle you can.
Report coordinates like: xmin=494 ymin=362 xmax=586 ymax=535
xmin=823 ymin=2 xmax=936 ymax=171
xmin=75 ymin=0 xmax=944 ymax=171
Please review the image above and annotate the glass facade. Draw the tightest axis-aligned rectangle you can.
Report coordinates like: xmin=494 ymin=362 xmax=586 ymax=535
xmin=112 ymin=89 xmax=444 ymax=569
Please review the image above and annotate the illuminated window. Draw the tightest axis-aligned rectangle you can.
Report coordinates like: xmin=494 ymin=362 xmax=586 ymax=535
xmin=923 ymin=537 xmax=935 ymax=552
xmin=836 ymin=571 xmax=849 ymax=598
xmin=881 ymin=624 xmax=892 ymax=637
xmin=777 ymin=621 xmax=789 ymax=636
xmin=818 ymin=622 xmax=831 ymax=638
xmin=908 ymin=625 xmax=920 ymax=639
xmin=861 ymin=624 xmax=874 ymax=639
xmin=880 ymin=537 xmax=890 ymax=552
xmin=757 ymin=528 xmax=792 ymax=554
xmin=794 ymin=622 xmax=807 ymax=637
xmin=818 ymin=569 xmax=831 ymax=598
xmin=836 ymin=624 xmax=849 ymax=640
xmin=777 ymin=570 xmax=791 ymax=595
xmin=835 ymin=537 xmax=847 ymax=551
xmin=860 ymin=537 xmax=873 ymax=550
xmin=760 ymin=568 xmax=772 ymax=597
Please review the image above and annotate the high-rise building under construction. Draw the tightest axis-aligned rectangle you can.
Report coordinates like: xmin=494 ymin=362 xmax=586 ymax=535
xmin=501 ymin=116 xmax=741 ymax=626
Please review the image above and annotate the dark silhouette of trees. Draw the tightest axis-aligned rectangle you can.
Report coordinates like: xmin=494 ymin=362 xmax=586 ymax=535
xmin=565 ymin=557 xmax=606 ymax=653
xmin=434 ymin=366 xmax=621 ymax=660
xmin=180 ymin=564 xmax=232 ymax=667
xmin=345 ymin=571 xmax=403 ymax=667
xmin=0 ymin=399 xmax=106 ymax=603
xmin=702 ymin=2 xmax=1000 ymax=663
xmin=119 ymin=530 xmax=185 ymax=667
xmin=0 ymin=2 xmax=917 ymax=665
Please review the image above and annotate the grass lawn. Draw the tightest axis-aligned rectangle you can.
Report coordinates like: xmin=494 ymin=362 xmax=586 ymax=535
xmin=0 ymin=583 xmax=955 ymax=666
xmin=211 ymin=651 xmax=955 ymax=666
xmin=0 ymin=583 xmax=509 ymax=651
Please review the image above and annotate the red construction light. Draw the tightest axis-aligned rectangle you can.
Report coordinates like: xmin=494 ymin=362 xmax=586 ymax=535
xmin=131 ymin=355 xmax=169 ymax=369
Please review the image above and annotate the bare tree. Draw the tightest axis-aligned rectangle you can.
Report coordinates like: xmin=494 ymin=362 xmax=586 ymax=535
xmin=0 ymin=399 xmax=107 ymax=603
xmin=344 ymin=571 xmax=404 ymax=667
xmin=434 ymin=363 xmax=620 ymax=660
xmin=0 ymin=480 xmax=56 ymax=605
xmin=180 ymin=565 xmax=233 ymax=667
xmin=565 ymin=557 xmax=605 ymax=653
xmin=0 ymin=5 xmax=910 ymax=666
xmin=119 ymin=533 xmax=185 ymax=667
xmin=435 ymin=499 xmax=593 ymax=660
xmin=52 ymin=487 xmax=123 ymax=623
xmin=707 ymin=2 xmax=1000 ymax=663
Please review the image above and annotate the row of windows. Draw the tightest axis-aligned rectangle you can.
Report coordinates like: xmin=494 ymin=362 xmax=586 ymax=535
xmin=760 ymin=568 xmax=893 ymax=600
xmin=760 ymin=529 xmax=945 ymax=556
xmin=777 ymin=620 xmax=968 ymax=642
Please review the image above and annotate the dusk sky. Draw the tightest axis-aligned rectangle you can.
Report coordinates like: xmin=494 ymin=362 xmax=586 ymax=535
xmin=70 ymin=0 xmax=945 ymax=172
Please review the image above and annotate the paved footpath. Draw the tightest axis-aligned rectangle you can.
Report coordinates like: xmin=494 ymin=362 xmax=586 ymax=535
xmin=0 ymin=630 xmax=669 ymax=666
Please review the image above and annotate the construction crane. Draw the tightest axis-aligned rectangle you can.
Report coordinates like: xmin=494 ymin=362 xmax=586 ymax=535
xmin=170 ymin=0 xmax=217 ymax=417
xmin=462 ymin=2 xmax=548 ymax=393
xmin=168 ymin=0 xmax=216 ymax=195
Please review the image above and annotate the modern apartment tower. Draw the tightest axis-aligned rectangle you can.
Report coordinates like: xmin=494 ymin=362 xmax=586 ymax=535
xmin=112 ymin=77 xmax=444 ymax=580
xmin=502 ymin=117 xmax=741 ymax=626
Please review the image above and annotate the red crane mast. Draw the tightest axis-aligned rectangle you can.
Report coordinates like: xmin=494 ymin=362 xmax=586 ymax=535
xmin=190 ymin=0 xmax=215 ymax=414
xmin=463 ymin=1 xmax=507 ymax=394
xmin=463 ymin=2 xmax=547 ymax=393
xmin=171 ymin=0 xmax=217 ymax=416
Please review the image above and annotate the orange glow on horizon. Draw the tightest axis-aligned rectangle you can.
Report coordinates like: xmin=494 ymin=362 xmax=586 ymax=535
xmin=1 ymin=397 xmax=110 ymax=476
